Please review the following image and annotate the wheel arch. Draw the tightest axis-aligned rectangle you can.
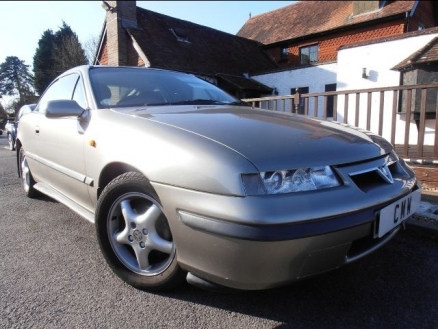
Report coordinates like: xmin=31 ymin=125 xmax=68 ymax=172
xmin=15 ymin=139 xmax=22 ymax=177
xmin=97 ymin=162 xmax=146 ymax=200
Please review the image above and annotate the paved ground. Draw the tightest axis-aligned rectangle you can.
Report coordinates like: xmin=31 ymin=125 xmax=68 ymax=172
xmin=408 ymin=193 xmax=438 ymax=240
xmin=1 ymin=135 xmax=437 ymax=329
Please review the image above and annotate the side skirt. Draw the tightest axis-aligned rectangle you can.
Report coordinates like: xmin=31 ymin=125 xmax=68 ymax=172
xmin=34 ymin=182 xmax=95 ymax=223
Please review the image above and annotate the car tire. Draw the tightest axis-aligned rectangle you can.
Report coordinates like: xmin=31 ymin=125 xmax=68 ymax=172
xmin=8 ymin=133 xmax=15 ymax=151
xmin=95 ymin=172 xmax=186 ymax=291
xmin=19 ymin=147 xmax=39 ymax=198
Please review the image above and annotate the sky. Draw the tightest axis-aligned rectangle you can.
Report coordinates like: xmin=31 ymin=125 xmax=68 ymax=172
xmin=0 ymin=1 xmax=294 ymax=70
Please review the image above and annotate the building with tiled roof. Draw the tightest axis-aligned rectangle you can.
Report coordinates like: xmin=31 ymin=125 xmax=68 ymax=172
xmin=95 ymin=1 xmax=438 ymax=98
xmin=95 ymin=1 xmax=277 ymax=98
xmin=237 ymin=1 xmax=437 ymax=70
xmin=235 ymin=0 xmax=438 ymax=121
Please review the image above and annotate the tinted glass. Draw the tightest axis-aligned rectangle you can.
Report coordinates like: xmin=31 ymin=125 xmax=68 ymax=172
xmin=37 ymin=74 xmax=80 ymax=113
xmin=89 ymin=67 xmax=239 ymax=109
xmin=72 ymin=76 xmax=87 ymax=109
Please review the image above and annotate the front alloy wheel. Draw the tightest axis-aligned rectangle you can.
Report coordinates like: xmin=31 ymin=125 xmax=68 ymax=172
xmin=95 ymin=172 xmax=185 ymax=291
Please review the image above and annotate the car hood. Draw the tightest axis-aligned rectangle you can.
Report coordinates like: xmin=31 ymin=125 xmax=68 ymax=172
xmin=128 ymin=106 xmax=393 ymax=172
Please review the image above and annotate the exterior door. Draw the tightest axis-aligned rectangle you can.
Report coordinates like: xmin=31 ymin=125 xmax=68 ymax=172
xmin=30 ymin=72 xmax=92 ymax=211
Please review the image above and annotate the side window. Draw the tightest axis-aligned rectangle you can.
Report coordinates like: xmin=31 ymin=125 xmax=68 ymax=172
xmin=73 ymin=77 xmax=87 ymax=109
xmin=37 ymin=73 xmax=81 ymax=113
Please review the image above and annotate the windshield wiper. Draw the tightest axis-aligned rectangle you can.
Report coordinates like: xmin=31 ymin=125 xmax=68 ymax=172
xmin=170 ymin=99 xmax=230 ymax=105
xmin=227 ymin=100 xmax=251 ymax=106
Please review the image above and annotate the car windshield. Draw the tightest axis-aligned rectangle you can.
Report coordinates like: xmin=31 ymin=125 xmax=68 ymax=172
xmin=89 ymin=67 xmax=240 ymax=109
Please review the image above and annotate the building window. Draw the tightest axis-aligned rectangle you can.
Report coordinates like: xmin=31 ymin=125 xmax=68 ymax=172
xmin=280 ymin=47 xmax=289 ymax=61
xmin=300 ymin=44 xmax=319 ymax=65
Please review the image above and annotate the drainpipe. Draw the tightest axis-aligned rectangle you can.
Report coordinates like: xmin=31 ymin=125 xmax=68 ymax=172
xmin=404 ymin=11 xmax=410 ymax=33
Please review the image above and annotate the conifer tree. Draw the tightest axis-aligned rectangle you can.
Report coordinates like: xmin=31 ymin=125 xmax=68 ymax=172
xmin=0 ymin=56 xmax=34 ymax=102
xmin=33 ymin=21 xmax=87 ymax=95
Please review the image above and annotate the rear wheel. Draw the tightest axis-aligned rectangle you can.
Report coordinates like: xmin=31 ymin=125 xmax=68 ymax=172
xmin=95 ymin=172 xmax=185 ymax=291
xmin=19 ymin=147 xmax=39 ymax=198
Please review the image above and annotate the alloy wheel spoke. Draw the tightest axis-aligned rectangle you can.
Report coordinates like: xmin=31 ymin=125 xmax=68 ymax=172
xmin=132 ymin=244 xmax=150 ymax=270
xmin=137 ymin=204 xmax=161 ymax=228
xmin=120 ymin=199 xmax=138 ymax=223
xmin=147 ymin=231 xmax=173 ymax=254
xmin=22 ymin=161 xmax=29 ymax=176
xmin=115 ymin=226 xmax=131 ymax=245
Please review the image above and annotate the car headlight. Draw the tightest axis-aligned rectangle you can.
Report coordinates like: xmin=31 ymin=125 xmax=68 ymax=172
xmin=242 ymin=166 xmax=341 ymax=196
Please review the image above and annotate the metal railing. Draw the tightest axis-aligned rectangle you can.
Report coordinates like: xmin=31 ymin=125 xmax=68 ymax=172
xmin=243 ymin=83 xmax=438 ymax=164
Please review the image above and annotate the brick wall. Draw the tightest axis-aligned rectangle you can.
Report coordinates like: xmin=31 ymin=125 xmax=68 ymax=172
xmin=105 ymin=0 xmax=138 ymax=66
xmin=128 ymin=41 xmax=144 ymax=66
xmin=268 ymin=19 xmax=405 ymax=69
xmin=98 ymin=35 xmax=108 ymax=65
xmin=97 ymin=1 xmax=144 ymax=67
xmin=98 ymin=32 xmax=144 ymax=67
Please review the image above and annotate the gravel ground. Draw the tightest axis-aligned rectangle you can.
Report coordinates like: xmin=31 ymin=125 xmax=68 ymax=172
xmin=413 ymin=199 xmax=438 ymax=225
xmin=408 ymin=197 xmax=438 ymax=240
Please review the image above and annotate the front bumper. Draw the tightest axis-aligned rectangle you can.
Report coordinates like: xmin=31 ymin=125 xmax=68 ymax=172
xmin=151 ymin=158 xmax=419 ymax=290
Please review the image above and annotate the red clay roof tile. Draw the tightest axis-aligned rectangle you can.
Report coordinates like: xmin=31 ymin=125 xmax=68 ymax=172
xmin=237 ymin=1 xmax=416 ymax=44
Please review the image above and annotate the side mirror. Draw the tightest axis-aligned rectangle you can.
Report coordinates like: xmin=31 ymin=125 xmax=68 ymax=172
xmin=43 ymin=100 xmax=85 ymax=118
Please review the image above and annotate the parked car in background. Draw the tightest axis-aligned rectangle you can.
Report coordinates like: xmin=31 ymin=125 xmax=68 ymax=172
xmin=16 ymin=65 xmax=421 ymax=292
xmin=6 ymin=104 xmax=36 ymax=151
xmin=5 ymin=119 xmax=15 ymax=148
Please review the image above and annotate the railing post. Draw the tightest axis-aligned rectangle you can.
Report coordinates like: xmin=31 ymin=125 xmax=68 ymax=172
xmin=294 ymin=88 xmax=301 ymax=114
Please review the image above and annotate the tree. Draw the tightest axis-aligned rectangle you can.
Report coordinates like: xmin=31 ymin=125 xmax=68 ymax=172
xmin=33 ymin=29 xmax=56 ymax=95
xmin=53 ymin=22 xmax=87 ymax=73
xmin=0 ymin=56 xmax=35 ymax=108
xmin=84 ymin=34 xmax=100 ymax=65
xmin=0 ymin=99 xmax=7 ymax=120
xmin=33 ymin=21 xmax=87 ymax=95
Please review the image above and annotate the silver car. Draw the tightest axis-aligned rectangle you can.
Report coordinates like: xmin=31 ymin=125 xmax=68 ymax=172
xmin=16 ymin=65 xmax=421 ymax=292
xmin=6 ymin=104 xmax=36 ymax=151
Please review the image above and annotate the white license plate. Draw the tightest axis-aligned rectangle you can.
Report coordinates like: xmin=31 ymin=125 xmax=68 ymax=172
xmin=377 ymin=189 xmax=421 ymax=238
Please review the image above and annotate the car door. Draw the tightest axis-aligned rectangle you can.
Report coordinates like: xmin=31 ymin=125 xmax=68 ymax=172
xmin=32 ymin=72 xmax=93 ymax=212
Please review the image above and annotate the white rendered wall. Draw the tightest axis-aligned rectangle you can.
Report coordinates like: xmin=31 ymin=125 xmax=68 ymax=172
xmin=253 ymin=63 xmax=338 ymax=115
xmin=336 ymin=33 xmax=438 ymax=145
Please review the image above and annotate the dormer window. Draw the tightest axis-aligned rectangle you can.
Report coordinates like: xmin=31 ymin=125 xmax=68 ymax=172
xmin=170 ymin=28 xmax=190 ymax=43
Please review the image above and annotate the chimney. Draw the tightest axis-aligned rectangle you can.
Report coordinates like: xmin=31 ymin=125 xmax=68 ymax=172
xmin=353 ymin=1 xmax=380 ymax=16
xmin=103 ymin=1 xmax=137 ymax=66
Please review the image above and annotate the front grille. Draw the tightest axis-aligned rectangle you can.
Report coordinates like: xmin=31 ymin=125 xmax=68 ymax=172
xmin=338 ymin=155 xmax=410 ymax=193
xmin=350 ymin=168 xmax=393 ymax=192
